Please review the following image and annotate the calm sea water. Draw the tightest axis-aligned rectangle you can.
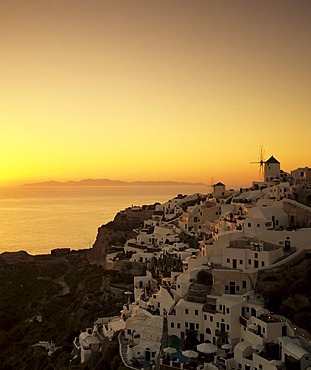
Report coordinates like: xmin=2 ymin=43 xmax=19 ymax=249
xmin=0 ymin=185 xmax=207 ymax=255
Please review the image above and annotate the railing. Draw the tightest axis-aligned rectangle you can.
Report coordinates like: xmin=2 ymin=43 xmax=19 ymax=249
xmin=118 ymin=330 xmax=139 ymax=370
xmin=215 ymin=329 xmax=228 ymax=338
xmin=239 ymin=316 xmax=247 ymax=327
xmin=186 ymin=329 xmax=198 ymax=336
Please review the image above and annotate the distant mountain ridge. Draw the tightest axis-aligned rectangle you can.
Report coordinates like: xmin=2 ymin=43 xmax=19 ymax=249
xmin=22 ymin=179 xmax=207 ymax=187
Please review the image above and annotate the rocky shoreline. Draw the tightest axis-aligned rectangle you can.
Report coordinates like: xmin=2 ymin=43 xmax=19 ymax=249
xmin=0 ymin=205 xmax=152 ymax=370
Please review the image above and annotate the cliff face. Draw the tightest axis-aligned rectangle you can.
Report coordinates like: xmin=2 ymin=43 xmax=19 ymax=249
xmin=87 ymin=207 xmax=155 ymax=266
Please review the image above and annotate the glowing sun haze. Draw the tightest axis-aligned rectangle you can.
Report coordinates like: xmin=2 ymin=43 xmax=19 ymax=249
xmin=1 ymin=0 xmax=310 ymax=187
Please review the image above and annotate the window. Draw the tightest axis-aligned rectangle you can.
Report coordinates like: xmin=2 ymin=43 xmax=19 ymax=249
xmin=210 ymin=316 xmax=213 ymax=322
xmin=216 ymin=322 xmax=219 ymax=328
xmin=262 ymin=261 xmax=265 ymax=267
xmin=206 ymin=328 xmax=211 ymax=334
xmin=248 ymin=259 xmax=251 ymax=265
xmin=196 ymin=323 xmax=199 ymax=329
xmin=219 ymin=304 xmax=222 ymax=310
xmin=227 ymin=258 xmax=230 ymax=263
xmin=177 ymin=323 xmax=180 ymax=329
xmin=171 ymin=322 xmax=174 ymax=328
xmin=204 ymin=315 xmax=207 ymax=320
xmin=248 ymin=223 xmax=251 ymax=227
xmin=195 ymin=310 xmax=198 ymax=315
xmin=257 ymin=224 xmax=260 ymax=227
xmin=242 ymin=280 xmax=247 ymax=289
xmin=259 ymin=365 xmax=263 ymax=370
xmin=255 ymin=253 xmax=258 ymax=258
xmin=240 ymin=260 xmax=243 ymax=264
xmin=185 ymin=309 xmax=189 ymax=314
xmin=227 ymin=324 xmax=230 ymax=330
xmin=236 ymin=286 xmax=240 ymax=291
xmin=185 ymin=322 xmax=188 ymax=328
xmin=226 ymin=308 xmax=229 ymax=314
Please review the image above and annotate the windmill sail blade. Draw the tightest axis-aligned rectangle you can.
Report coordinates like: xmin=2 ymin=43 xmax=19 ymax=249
xmin=250 ymin=145 xmax=266 ymax=181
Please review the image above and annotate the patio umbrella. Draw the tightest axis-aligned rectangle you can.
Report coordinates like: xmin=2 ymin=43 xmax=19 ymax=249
xmin=182 ymin=350 xmax=198 ymax=358
xmin=164 ymin=347 xmax=177 ymax=355
xmin=221 ymin=344 xmax=231 ymax=350
xmin=197 ymin=343 xmax=217 ymax=354
xmin=203 ymin=364 xmax=219 ymax=370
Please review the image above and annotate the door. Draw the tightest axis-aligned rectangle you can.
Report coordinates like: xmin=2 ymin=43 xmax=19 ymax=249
xmin=229 ymin=282 xmax=235 ymax=294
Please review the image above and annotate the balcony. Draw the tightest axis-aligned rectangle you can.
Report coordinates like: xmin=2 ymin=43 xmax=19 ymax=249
xmin=185 ymin=329 xmax=198 ymax=337
xmin=215 ymin=329 xmax=228 ymax=338
xmin=240 ymin=316 xmax=247 ymax=327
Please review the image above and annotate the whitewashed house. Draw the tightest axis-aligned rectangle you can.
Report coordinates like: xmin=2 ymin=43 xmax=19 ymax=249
xmin=223 ymin=238 xmax=284 ymax=270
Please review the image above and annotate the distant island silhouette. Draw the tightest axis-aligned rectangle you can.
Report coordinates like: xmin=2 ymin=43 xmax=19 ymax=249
xmin=22 ymin=179 xmax=207 ymax=187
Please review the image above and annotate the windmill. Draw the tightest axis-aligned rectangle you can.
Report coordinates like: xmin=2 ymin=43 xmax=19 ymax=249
xmin=250 ymin=145 xmax=266 ymax=180
xmin=208 ymin=176 xmax=216 ymax=195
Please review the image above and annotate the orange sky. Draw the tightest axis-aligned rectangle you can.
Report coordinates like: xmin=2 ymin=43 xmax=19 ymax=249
xmin=1 ymin=0 xmax=310 ymax=187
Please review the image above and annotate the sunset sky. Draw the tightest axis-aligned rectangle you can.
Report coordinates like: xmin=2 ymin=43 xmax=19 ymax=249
xmin=1 ymin=0 xmax=310 ymax=187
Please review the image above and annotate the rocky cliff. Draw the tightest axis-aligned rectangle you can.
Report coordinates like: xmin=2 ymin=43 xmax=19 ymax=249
xmin=87 ymin=206 xmax=155 ymax=266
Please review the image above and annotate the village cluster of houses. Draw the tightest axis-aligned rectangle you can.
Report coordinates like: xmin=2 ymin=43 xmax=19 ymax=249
xmin=74 ymin=157 xmax=311 ymax=370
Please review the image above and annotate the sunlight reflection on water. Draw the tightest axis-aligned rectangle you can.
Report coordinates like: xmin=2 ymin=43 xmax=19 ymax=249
xmin=0 ymin=185 xmax=208 ymax=254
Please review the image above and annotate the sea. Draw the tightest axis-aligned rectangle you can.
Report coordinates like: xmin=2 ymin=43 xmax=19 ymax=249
xmin=0 ymin=185 xmax=208 ymax=255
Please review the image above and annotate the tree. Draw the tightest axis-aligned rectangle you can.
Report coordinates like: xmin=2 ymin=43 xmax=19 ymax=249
xmin=196 ymin=270 xmax=213 ymax=285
